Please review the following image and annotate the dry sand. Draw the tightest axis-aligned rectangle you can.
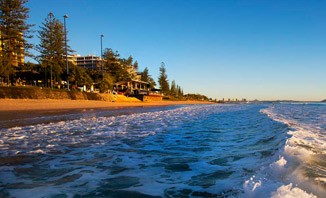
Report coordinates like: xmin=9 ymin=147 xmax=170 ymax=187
xmin=0 ymin=99 xmax=213 ymax=128
xmin=0 ymin=99 xmax=212 ymax=112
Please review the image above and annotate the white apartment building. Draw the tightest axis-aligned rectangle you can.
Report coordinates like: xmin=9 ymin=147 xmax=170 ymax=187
xmin=76 ymin=55 xmax=102 ymax=71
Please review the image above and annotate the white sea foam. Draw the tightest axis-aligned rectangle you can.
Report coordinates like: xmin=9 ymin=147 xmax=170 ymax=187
xmin=271 ymin=183 xmax=317 ymax=198
xmin=1 ymin=103 xmax=324 ymax=197
xmin=28 ymin=149 xmax=46 ymax=154
xmin=250 ymin=103 xmax=326 ymax=198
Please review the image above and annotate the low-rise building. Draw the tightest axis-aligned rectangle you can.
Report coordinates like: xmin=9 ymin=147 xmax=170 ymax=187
xmin=66 ymin=54 xmax=79 ymax=65
xmin=67 ymin=54 xmax=139 ymax=80
xmin=76 ymin=55 xmax=102 ymax=71
xmin=114 ymin=79 xmax=163 ymax=101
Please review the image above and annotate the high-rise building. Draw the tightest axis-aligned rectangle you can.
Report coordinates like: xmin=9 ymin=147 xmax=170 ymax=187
xmin=0 ymin=30 xmax=24 ymax=67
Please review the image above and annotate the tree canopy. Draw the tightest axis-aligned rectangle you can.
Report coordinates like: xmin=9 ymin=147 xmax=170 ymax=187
xmin=158 ymin=62 xmax=169 ymax=95
xmin=68 ymin=64 xmax=93 ymax=89
xmin=36 ymin=12 xmax=73 ymax=85
xmin=0 ymin=0 xmax=34 ymax=83
xmin=141 ymin=67 xmax=149 ymax=82
xmin=141 ymin=67 xmax=156 ymax=89
xmin=99 ymin=73 xmax=114 ymax=93
xmin=103 ymin=48 xmax=130 ymax=82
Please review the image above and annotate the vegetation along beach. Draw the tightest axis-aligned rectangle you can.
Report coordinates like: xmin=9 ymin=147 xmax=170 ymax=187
xmin=1 ymin=0 xmax=326 ymax=198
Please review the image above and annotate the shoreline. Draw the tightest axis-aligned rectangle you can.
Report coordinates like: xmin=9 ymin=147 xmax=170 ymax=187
xmin=0 ymin=99 xmax=213 ymax=128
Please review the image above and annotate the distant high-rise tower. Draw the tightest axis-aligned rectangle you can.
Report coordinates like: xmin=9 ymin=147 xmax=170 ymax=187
xmin=0 ymin=30 xmax=24 ymax=67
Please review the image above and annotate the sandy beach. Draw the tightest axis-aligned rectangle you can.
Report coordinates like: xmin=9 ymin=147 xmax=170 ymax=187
xmin=0 ymin=99 xmax=213 ymax=112
xmin=0 ymin=99 xmax=213 ymax=128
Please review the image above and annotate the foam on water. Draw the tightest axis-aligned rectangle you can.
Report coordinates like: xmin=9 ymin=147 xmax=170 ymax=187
xmin=242 ymin=103 xmax=326 ymax=198
xmin=0 ymin=103 xmax=325 ymax=197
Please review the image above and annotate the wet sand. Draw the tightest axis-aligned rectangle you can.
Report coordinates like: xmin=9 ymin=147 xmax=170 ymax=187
xmin=0 ymin=99 xmax=213 ymax=128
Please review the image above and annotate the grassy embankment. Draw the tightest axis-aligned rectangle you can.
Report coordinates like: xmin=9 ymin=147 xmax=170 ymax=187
xmin=0 ymin=86 xmax=113 ymax=101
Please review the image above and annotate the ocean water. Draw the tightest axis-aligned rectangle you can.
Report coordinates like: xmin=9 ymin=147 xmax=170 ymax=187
xmin=0 ymin=103 xmax=325 ymax=197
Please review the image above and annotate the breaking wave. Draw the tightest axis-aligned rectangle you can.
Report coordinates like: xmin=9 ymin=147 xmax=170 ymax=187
xmin=244 ymin=103 xmax=326 ymax=198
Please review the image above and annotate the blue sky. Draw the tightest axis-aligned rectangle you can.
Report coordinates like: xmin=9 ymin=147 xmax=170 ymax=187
xmin=26 ymin=0 xmax=326 ymax=101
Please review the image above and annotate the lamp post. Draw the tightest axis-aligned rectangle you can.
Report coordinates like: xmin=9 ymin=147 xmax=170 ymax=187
xmin=64 ymin=14 xmax=69 ymax=90
xmin=101 ymin=34 xmax=104 ymax=77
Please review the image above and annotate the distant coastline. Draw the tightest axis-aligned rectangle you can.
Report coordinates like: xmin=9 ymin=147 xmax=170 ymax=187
xmin=249 ymin=100 xmax=326 ymax=103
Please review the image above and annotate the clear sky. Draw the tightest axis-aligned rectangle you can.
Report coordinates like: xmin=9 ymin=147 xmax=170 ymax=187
xmin=26 ymin=0 xmax=326 ymax=101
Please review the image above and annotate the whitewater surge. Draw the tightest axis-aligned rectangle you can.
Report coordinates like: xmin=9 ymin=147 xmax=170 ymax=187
xmin=243 ymin=103 xmax=326 ymax=198
xmin=0 ymin=103 xmax=325 ymax=197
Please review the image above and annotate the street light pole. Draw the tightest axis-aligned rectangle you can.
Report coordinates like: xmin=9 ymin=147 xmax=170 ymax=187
xmin=64 ymin=14 xmax=69 ymax=90
xmin=101 ymin=34 xmax=104 ymax=77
